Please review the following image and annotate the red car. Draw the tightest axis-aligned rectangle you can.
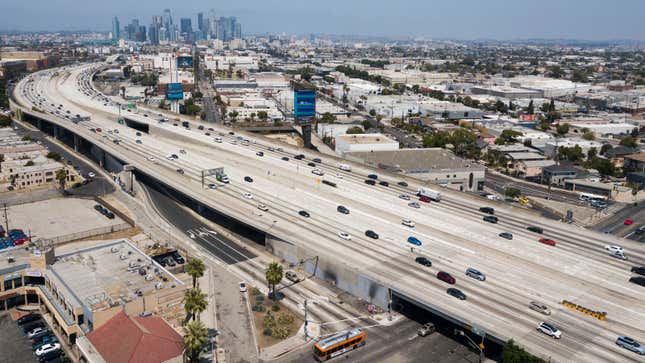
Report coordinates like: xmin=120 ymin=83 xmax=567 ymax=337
xmin=419 ymin=196 xmax=431 ymax=203
xmin=539 ymin=238 xmax=556 ymax=246
xmin=437 ymin=271 xmax=456 ymax=284
xmin=624 ymin=219 xmax=634 ymax=226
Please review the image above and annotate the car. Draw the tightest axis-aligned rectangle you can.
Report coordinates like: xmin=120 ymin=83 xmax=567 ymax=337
xmin=136 ymin=132 xmax=142 ymax=136
xmin=17 ymin=314 xmax=41 ymax=326
xmin=364 ymin=179 xmax=376 ymax=185
xmin=281 ymin=156 xmax=290 ymax=161
xmin=631 ymin=266 xmax=645 ymax=276
xmin=408 ymin=202 xmax=421 ymax=209
xmin=243 ymin=192 xmax=253 ymax=199
xmin=529 ymin=301 xmax=551 ymax=315
xmin=417 ymin=322 xmax=436 ymax=337
xmin=136 ymin=139 xmax=142 ymax=144
xmin=171 ymin=251 xmax=185 ymax=264
xmin=402 ymin=219 xmax=415 ymax=228
xmin=337 ymin=205 xmax=350 ymax=214
xmin=399 ymin=194 xmax=411 ymax=200
xmin=539 ymin=238 xmax=556 ymax=246
xmin=239 ymin=282 xmax=247 ymax=293
xmin=407 ymin=236 xmax=422 ymax=246
xmin=419 ymin=196 xmax=431 ymax=203
xmin=379 ymin=181 xmax=389 ymax=187
xmin=294 ymin=154 xmax=305 ymax=160
xmin=605 ymin=245 xmax=624 ymax=254
xmin=176 ymin=168 xmax=184 ymax=175
xmin=615 ymin=336 xmax=645 ymax=355
xmin=214 ymin=137 xmax=223 ymax=143
xmin=198 ymin=125 xmax=204 ymax=130
xmin=338 ymin=232 xmax=351 ymax=240
xmin=610 ymin=250 xmax=628 ymax=260
xmin=244 ymin=176 xmax=254 ymax=183
xmin=28 ymin=327 xmax=47 ymax=338
xmin=437 ymin=271 xmax=455 ymax=284
xmin=313 ymin=158 xmax=322 ymax=163
xmin=479 ymin=207 xmax=495 ymax=215
xmin=365 ymin=230 xmax=379 ymax=239
xmin=527 ymin=226 xmax=544 ymax=234
xmin=447 ymin=288 xmax=466 ymax=300
xmin=635 ymin=226 xmax=645 ymax=235
xmin=465 ymin=267 xmax=486 ymax=281
xmin=256 ymin=151 xmax=264 ymax=157
xmin=367 ymin=174 xmax=378 ymax=180
xmin=624 ymin=219 xmax=634 ymax=226
xmin=208 ymin=183 xmax=217 ymax=190
xmin=483 ymin=215 xmax=498 ymax=224
xmin=499 ymin=232 xmax=513 ymax=240
xmin=299 ymin=210 xmax=310 ymax=218
xmin=306 ymin=162 xmax=316 ymax=168
xmin=398 ymin=181 xmax=409 ymax=187
xmin=33 ymin=335 xmax=57 ymax=349
xmin=87 ymin=172 xmax=96 ymax=178
xmin=312 ymin=169 xmax=324 ymax=176
xmin=285 ymin=271 xmax=302 ymax=283
xmin=629 ymin=276 xmax=645 ymax=287
xmin=537 ymin=322 xmax=561 ymax=339
xmin=35 ymin=343 xmax=61 ymax=357
xmin=105 ymin=212 xmax=115 ymax=219
xmin=415 ymin=256 xmax=432 ymax=267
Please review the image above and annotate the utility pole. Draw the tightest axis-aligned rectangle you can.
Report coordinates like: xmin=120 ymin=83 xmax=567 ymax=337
xmin=304 ymin=299 xmax=308 ymax=340
xmin=3 ymin=203 xmax=8 ymax=233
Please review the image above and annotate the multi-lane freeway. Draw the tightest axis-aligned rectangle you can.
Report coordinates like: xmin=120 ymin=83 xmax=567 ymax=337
xmin=11 ymin=63 xmax=645 ymax=362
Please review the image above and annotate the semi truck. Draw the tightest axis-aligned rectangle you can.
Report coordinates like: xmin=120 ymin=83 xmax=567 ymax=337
xmin=417 ymin=187 xmax=441 ymax=201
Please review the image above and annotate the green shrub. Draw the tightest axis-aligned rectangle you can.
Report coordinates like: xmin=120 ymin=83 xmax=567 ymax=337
xmin=277 ymin=313 xmax=295 ymax=325
xmin=263 ymin=313 xmax=276 ymax=329
xmin=271 ymin=303 xmax=280 ymax=312
xmin=251 ymin=287 xmax=262 ymax=296
xmin=251 ymin=304 xmax=265 ymax=312
xmin=263 ymin=328 xmax=272 ymax=336
xmin=255 ymin=294 xmax=265 ymax=302
xmin=272 ymin=326 xmax=289 ymax=339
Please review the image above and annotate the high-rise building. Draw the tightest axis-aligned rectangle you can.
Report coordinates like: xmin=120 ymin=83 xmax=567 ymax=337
xmin=234 ymin=23 xmax=242 ymax=39
xmin=197 ymin=12 xmax=205 ymax=33
xmin=111 ymin=16 xmax=120 ymax=40
xmin=180 ymin=18 xmax=192 ymax=34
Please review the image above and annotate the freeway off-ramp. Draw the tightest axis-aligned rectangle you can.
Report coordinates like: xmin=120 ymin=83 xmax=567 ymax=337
xmin=11 ymin=63 xmax=645 ymax=362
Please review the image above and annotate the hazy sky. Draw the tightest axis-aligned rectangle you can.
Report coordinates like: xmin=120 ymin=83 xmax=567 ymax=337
xmin=2 ymin=0 xmax=644 ymax=40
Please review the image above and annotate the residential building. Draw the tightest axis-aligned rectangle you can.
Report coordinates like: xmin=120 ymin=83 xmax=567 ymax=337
xmin=624 ymin=153 xmax=645 ymax=172
xmin=604 ymin=146 xmax=639 ymax=168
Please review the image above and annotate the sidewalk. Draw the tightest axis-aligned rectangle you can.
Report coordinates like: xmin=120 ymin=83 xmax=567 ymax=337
xmin=258 ymin=323 xmax=317 ymax=361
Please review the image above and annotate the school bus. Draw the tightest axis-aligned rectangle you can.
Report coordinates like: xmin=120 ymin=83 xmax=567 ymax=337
xmin=313 ymin=328 xmax=366 ymax=361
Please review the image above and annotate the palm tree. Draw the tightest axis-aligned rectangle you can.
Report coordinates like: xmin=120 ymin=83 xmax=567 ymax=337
xmin=265 ymin=262 xmax=283 ymax=300
xmin=183 ymin=288 xmax=208 ymax=322
xmin=183 ymin=320 xmax=208 ymax=362
xmin=55 ymin=168 xmax=67 ymax=190
xmin=186 ymin=258 xmax=205 ymax=288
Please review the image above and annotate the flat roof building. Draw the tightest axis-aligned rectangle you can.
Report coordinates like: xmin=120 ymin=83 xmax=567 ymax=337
xmin=335 ymin=133 xmax=399 ymax=156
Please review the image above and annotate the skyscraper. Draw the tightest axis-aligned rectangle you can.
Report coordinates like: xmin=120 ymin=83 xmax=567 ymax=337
xmin=197 ymin=12 xmax=205 ymax=33
xmin=180 ymin=18 xmax=192 ymax=34
xmin=112 ymin=16 xmax=120 ymax=40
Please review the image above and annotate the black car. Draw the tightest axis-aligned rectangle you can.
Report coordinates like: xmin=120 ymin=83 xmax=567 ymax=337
xmin=172 ymin=251 xmax=185 ymax=264
xmin=447 ymin=288 xmax=466 ymax=300
xmin=415 ymin=256 xmax=432 ymax=267
xmin=379 ymin=181 xmax=389 ymax=187
xmin=176 ymin=168 xmax=184 ymax=175
xmin=499 ymin=232 xmax=513 ymax=240
xmin=364 ymin=179 xmax=376 ymax=186
xmin=17 ymin=314 xmax=41 ymax=326
xmin=479 ymin=207 xmax=495 ymax=215
xmin=313 ymin=158 xmax=322 ymax=163
xmin=337 ymin=205 xmax=350 ymax=214
xmin=397 ymin=181 xmax=408 ymax=187
xmin=281 ymin=157 xmax=290 ymax=161
xmin=483 ymin=215 xmax=498 ymax=224
xmin=294 ymin=154 xmax=305 ymax=160
xmin=527 ymin=226 xmax=544 ymax=234
xmin=94 ymin=204 xmax=104 ymax=213
xmin=198 ymin=125 xmax=204 ymax=130
xmin=299 ymin=210 xmax=310 ymax=218
xmin=367 ymin=174 xmax=378 ymax=180
xmin=256 ymin=151 xmax=264 ymax=157
xmin=631 ymin=266 xmax=645 ymax=276
xmin=229 ymin=131 xmax=235 ymax=135
xmin=244 ymin=176 xmax=254 ymax=183
xmin=365 ymin=230 xmax=379 ymax=239
xmin=106 ymin=212 xmax=115 ymax=219
xmin=628 ymin=276 xmax=645 ymax=287
xmin=307 ymin=162 xmax=316 ymax=167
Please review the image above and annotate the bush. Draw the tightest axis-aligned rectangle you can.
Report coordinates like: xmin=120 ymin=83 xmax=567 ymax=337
xmin=271 ymin=303 xmax=280 ymax=312
xmin=277 ymin=313 xmax=295 ymax=325
xmin=46 ymin=152 xmax=62 ymax=162
xmin=502 ymin=339 xmax=545 ymax=363
xmin=251 ymin=304 xmax=265 ymax=312
xmin=263 ymin=313 xmax=276 ymax=329
xmin=251 ymin=287 xmax=262 ymax=296
xmin=272 ymin=326 xmax=289 ymax=339
xmin=263 ymin=328 xmax=272 ymax=336
xmin=255 ymin=294 xmax=265 ymax=303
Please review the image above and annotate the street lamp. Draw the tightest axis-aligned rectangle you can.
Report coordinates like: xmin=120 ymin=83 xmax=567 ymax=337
xmin=455 ymin=329 xmax=484 ymax=363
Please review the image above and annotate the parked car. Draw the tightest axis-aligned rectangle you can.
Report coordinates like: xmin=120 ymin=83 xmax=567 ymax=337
xmin=529 ymin=301 xmax=551 ymax=315
xmin=171 ymin=251 xmax=185 ymax=264
xmin=537 ymin=322 xmax=561 ymax=339
xmin=624 ymin=219 xmax=634 ymax=226
xmin=365 ymin=230 xmax=379 ymax=239
xmin=35 ymin=343 xmax=61 ymax=357
xmin=415 ymin=256 xmax=432 ymax=267
xmin=417 ymin=322 xmax=436 ymax=337
xmin=28 ymin=327 xmax=48 ymax=338
xmin=499 ymin=232 xmax=513 ymax=240
xmin=17 ymin=314 xmax=41 ymax=326
xmin=465 ymin=267 xmax=486 ymax=281
xmin=615 ymin=336 xmax=645 ymax=355
xmin=437 ymin=271 xmax=455 ymax=284
xmin=447 ymin=288 xmax=466 ymax=300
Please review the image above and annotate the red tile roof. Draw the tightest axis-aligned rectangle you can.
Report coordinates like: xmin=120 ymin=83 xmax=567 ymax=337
xmin=87 ymin=311 xmax=184 ymax=363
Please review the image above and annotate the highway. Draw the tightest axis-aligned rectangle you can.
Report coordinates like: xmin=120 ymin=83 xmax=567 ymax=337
xmin=11 ymin=63 xmax=645 ymax=362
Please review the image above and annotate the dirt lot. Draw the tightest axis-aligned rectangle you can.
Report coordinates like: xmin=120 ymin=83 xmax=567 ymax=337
xmin=249 ymin=287 xmax=303 ymax=349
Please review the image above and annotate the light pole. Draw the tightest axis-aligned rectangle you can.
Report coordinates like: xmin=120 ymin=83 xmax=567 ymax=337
xmin=455 ymin=329 xmax=484 ymax=363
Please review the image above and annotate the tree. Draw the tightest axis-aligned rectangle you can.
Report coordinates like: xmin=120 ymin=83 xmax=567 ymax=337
xmin=46 ymin=152 xmax=62 ymax=162
xmin=346 ymin=126 xmax=364 ymax=134
xmin=186 ymin=258 xmax=206 ymax=288
xmin=619 ymin=136 xmax=637 ymax=148
xmin=600 ymin=143 xmax=613 ymax=155
xmin=505 ymin=187 xmax=521 ymax=199
xmin=502 ymin=339 xmax=545 ymax=363
xmin=24 ymin=160 xmax=34 ymax=167
xmin=555 ymin=123 xmax=569 ymax=137
xmin=55 ymin=168 xmax=67 ymax=190
xmin=265 ymin=262 xmax=283 ymax=300
xmin=526 ymin=100 xmax=534 ymax=115
xmin=0 ymin=115 xmax=12 ymax=128
xmin=362 ymin=120 xmax=373 ymax=130
xmin=495 ymin=129 xmax=523 ymax=145
xmin=369 ymin=109 xmax=377 ymax=117
xmin=183 ymin=320 xmax=208 ymax=362
xmin=183 ymin=288 xmax=208 ymax=322
xmin=319 ymin=112 xmax=336 ymax=124
xmin=582 ymin=131 xmax=595 ymax=140
xmin=587 ymin=147 xmax=598 ymax=160
xmin=257 ymin=111 xmax=268 ymax=121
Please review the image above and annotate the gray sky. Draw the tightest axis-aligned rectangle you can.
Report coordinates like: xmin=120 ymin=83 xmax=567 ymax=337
xmin=1 ymin=0 xmax=644 ymax=40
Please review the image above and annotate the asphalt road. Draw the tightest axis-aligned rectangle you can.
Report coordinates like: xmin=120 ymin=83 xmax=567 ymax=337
xmin=485 ymin=171 xmax=585 ymax=205
xmin=270 ymin=319 xmax=481 ymax=363
xmin=590 ymin=202 xmax=645 ymax=240
xmin=0 ymin=314 xmax=37 ymax=363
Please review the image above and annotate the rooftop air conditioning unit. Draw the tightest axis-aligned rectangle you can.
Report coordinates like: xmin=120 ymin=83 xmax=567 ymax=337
xmin=155 ymin=282 xmax=164 ymax=290
xmin=111 ymin=246 xmax=119 ymax=253
xmin=145 ymin=274 xmax=154 ymax=281
xmin=119 ymin=254 xmax=128 ymax=260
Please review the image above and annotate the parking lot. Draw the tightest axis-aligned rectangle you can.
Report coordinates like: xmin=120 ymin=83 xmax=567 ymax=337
xmin=0 ymin=313 xmax=38 ymax=363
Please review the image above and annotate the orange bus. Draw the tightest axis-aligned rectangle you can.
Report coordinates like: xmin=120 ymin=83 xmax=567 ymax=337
xmin=313 ymin=328 xmax=366 ymax=361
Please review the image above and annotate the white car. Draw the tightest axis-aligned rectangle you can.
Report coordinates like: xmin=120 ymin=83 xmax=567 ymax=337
xmin=537 ymin=322 xmax=561 ymax=339
xmin=399 ymin=194 xmax=411 ymax=200
xmin=147 ymin=156 xmax=156 ymax=163
xmin=87 ymin=172 xmax=96 ymax=178
xmin=402 ymin=219 xmax=415 ymax=228
xmin=214 ymin=137 xmax=222 ymax=143
xmin=338 ymin=232 xmax=351 ymax=240
xmin=312 ymin=169 xmax=324 ymax=176
xmin=605 ymin=245 xmax=624 ymax=254
xmin=257 ymin=204 xmax=269 ymax=211
xmin=35 ymin=342 xmax=61 ymax=357
xmin=239 ymin=282 xmax=247 ymax=293
xmin=27 ymin=327 xmax=46 ymax=338
xmin=335 ymin=173 xmax=343 ymax=179
xmin=243 ymin=192 xmax=253 ymax=199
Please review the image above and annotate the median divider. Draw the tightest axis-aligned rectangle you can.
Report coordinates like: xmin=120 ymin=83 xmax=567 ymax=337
xmin=561 ymin=300 xmax=606 ymax=320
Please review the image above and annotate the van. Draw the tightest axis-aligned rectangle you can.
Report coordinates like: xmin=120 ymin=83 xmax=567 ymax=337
xmin=339 ymin=164 xmax=352 ymax=172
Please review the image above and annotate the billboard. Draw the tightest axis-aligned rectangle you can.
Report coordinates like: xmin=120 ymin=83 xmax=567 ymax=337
xmin=166 ymin=83 xmax=184 ymax=101
xmin=177 ymin=56 xmax=194 ymax=69
xmin=294 ymin=89 xmax=316 ymax=123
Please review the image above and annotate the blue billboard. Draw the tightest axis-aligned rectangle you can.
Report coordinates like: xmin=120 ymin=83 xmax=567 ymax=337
xmin=294 ymin=89 xmax=316 ymax=122
xmin=177 ymin=56 xmax=193 ymax=68
xmin=166 ymin=83 xmax=184 ymax=100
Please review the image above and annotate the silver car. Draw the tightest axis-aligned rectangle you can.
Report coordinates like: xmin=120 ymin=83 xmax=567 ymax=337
xmin=529 ymin=301 xmax=551 ymax=315
xmin=465 ymin=268 xmax=486 ymax=281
